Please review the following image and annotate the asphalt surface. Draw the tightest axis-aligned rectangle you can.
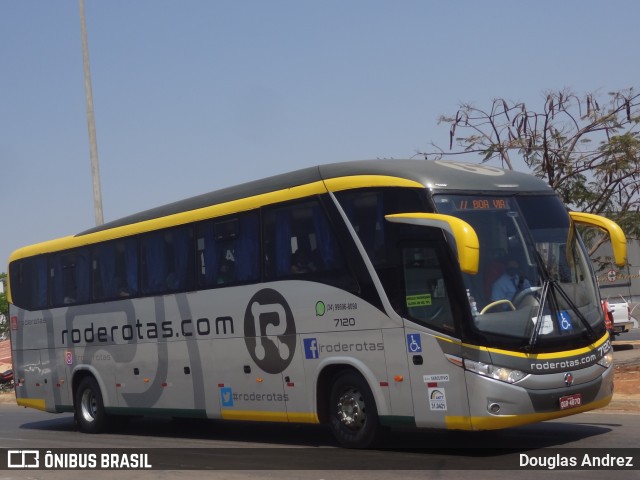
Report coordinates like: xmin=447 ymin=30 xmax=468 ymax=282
xmin=611 ymin=337 xmax=640 ymax=367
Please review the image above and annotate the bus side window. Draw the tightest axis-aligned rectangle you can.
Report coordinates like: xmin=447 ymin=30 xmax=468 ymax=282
xmin=337 ymin=191 xmax=386 ymax=265
xmin=141 ymin=226 xmax=194 ymax=295
xmin=196 ymin=211 xmax=260 ymax=289
xmin=263 ymin=198 xmax=355 ymax=289
xmin=335 ymin=188 xmax=430 ymax=266
xmin=92 ymin=238 xmax=138 ymax=300
xmin=49 ymin=250 xmax=90 ymax=306
xmin=402 ymin=246 xmax=455 ymax=334
xmin=9 ymin=256 xmax=48 ymax=310
xmin=335 ymin=188 xmax=432 ymax=308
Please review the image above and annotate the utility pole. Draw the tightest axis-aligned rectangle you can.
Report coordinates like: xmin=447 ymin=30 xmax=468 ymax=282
xmin=79 ymin=0 xmax=104 ymax=226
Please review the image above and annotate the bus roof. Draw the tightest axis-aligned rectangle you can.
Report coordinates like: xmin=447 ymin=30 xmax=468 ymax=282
xmin=9 ymin=160 xmax=552 ymax=262
xmin=78 ymin=159 xmax=551 ymax=236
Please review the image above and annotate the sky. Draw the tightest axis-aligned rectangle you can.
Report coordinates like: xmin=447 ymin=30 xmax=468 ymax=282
xmin=1 ymin=0 xmax=639 ymax=267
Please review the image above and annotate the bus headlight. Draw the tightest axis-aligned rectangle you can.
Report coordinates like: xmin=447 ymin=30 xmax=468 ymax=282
xmin=597 ymin=351 xmax=614 ymax=368
xmin=464 ymin=359 xmax=527 ymax=384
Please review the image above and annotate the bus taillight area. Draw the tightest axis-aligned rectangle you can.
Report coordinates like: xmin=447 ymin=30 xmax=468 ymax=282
xmin=460 ymin=355 xmax=615 ymax=431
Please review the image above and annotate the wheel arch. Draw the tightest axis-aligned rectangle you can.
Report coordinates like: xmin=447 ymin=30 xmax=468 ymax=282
xmin=71 ymin=366 xmax=109 ymax=407
xmin=315 ymin=357 xmax=389 ymax=424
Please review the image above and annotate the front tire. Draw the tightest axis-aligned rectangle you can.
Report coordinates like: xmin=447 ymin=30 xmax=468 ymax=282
xmin=328 ymin=371 xmax=381 ymax=448
xmin=75 ymin=377 xmax=106 ymax=433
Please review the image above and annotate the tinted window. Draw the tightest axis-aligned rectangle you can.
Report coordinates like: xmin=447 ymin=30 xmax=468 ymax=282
xmin=196 ymin=211 xmax=260 ymax=288
xmin=402 ymin=245 xmax=455 ymax=334
xmin=141 ymin=226 xmax=195 ymax=295
xmin=336 ymin=188 xmax=430 ymax=301
xmin=49 ymin=250 xmax=90 ymax=306
xmin=92 ymin=238 xmax=139 ymax=301
xmin=335 ymin=188 xmax=429 ymax=266
xmin=517 ymin=195 xmax=569 ymax=230
xmin=9 ymin=256 xmax=48 ymax=310
xmin=263 ymin=198 xmax=356 ymax=290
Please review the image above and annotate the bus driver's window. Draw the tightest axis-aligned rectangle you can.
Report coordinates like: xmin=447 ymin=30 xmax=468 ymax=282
xmin=402 ymin=246 xmax=454 ymax=334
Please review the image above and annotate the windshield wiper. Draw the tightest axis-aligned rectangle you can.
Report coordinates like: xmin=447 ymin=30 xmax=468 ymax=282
xmin=528 ymin=279 xmax=550 ymax=350
xmin=550 ymin=280 xmax=597 ymax=340
xmin=527 ymin=250 xmax=598 ymax=350
xmin=528 ymin=278 xmax=598 ymax=350
xmin=507 ymin=209 xmax=600 ymax=349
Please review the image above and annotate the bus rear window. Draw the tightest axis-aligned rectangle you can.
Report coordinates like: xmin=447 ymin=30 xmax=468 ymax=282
xmin=9 ymin=256 xmax=48 ymax=311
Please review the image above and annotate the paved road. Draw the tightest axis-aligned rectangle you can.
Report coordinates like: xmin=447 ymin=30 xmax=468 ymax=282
xmin=620 ymin=327 xmax=640 ymax=342
xmin=0 ymin=404 xmax=638 ymax=479
xmin=612 ymin=335 xmax=640 ymax=368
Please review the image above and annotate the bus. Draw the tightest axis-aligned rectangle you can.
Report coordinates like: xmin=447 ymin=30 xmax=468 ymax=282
xmin=7 ymin=159 xmax=626 ymax=448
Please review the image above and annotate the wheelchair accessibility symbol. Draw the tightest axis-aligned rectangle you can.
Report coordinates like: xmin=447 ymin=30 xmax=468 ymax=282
xmin=557 ymin=311 xmax=573 ymax=331
xmin=407 ymin=334 xmax=422 ymax=353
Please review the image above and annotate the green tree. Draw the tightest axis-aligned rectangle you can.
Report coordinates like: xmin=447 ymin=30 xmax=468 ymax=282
xmin=425 ymin=88 xmax=640 ymax=264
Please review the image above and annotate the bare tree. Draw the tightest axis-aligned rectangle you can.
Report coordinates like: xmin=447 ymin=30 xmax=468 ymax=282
xmin=422 ymin=88 xmax=640 ymax=263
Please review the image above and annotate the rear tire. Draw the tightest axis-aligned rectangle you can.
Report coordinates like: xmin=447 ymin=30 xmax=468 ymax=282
xmin=328 ymin=371 xmax=381 ymax=448
xmin=75 ymin=377 xmax=106 ymax=433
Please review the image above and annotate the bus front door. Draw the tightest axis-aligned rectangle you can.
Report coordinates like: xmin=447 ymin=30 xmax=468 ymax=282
xmin=404 ymin=327 xmax=470 ymax=429
xmin=400 ymin=243 xmax=471 ymax=429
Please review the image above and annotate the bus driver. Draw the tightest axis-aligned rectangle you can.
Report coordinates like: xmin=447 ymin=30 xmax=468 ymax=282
xmin=491 ymin=258 xmax=531 ymax=305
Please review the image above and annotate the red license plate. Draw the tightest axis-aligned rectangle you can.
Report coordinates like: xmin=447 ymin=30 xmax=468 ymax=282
xmin=559 ymin=393 xmax=582 ymax=410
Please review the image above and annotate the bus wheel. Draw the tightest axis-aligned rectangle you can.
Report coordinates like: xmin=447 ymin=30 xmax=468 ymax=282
xmin=75 ymin=377 xmax=106 ymax=433
xmin=329 ymin=371 xmax=380 ymax=448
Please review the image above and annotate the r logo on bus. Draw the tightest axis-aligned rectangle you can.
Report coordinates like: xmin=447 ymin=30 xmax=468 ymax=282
xmin=244 ymin=289 xmax=296 ymax=374
xmin=434 ymin=160 xmax=505 ymax=176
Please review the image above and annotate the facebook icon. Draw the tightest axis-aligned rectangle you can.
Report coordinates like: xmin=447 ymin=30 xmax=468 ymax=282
xmin=304 ymin=338 xmax=319 ymax=359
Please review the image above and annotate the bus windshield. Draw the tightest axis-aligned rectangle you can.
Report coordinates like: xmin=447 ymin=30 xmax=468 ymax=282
xmin=434 ymin=194 xmax=602 ymax=350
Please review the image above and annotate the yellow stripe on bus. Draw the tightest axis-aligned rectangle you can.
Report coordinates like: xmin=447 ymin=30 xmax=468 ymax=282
xmin=16 ymin=398 xmax=47 ymax=411
xmin=8 ymin=181 xmax=327 ymax=262
xmin=221 ymin=410 xmax=319 ymax=424
xmin=324 ymin=175 xmax=423 ymax=192
xmin=287 ymin=412 xmax=320 ymax=424
xmin=9 ymin=175 xmax=425 ymax=263
xmin=437 ymin=332 xmax=610 ymax=361
xmin=445 ymin=395 xmax=612 ymax=431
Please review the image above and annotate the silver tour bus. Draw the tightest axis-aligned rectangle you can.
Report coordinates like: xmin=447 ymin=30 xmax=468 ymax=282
xmin=7 ymin=160 xmax=626 ymax=448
